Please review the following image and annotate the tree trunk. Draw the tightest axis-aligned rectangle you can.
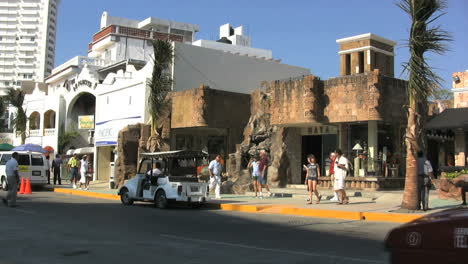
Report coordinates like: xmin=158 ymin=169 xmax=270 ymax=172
xmin=401 ymin=103 xmax=419 ymax=210
xmin=21 ymin=131 xmax=26 ymax=145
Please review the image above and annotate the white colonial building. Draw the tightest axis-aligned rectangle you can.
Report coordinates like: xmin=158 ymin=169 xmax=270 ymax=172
xmin=15 ymin=12 xmax=310 ymax=181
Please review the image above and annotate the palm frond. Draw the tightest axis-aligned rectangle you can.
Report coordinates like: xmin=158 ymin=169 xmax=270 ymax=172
xmin=147 ymin=39 xmax=173 ymax=126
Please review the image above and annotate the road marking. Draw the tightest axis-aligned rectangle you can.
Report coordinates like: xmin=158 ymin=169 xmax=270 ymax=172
xmin=13 ymin=208 xmax=36 ymax=214
xmin=160 ymin=234 xmax=384 ymax=263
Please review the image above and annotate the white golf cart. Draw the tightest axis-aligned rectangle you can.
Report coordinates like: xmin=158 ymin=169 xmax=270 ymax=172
xmin=118 ymin=150 xmax=209 ymax=209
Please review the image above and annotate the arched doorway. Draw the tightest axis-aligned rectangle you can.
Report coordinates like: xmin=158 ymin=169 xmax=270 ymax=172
xmin=67 ymin=92 xmax=96 ymax=131
xmin=66 ymin=92 xmax=96 ymax=148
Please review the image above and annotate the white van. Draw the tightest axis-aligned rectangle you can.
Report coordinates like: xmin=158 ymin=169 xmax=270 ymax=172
xmin=0 ymin=151 xmax=48 ymax=190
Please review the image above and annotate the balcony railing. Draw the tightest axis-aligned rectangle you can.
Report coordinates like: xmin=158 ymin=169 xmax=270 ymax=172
xmin=29 ymin=129 xmax=40 ymax=136
xmin=44 ymin=128 xmax=55 ymax=136
xmin=89 ymin=24 xmax=186 ymax=51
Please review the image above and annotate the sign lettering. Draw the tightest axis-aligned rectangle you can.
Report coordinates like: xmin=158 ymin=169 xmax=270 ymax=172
xmin=78 ymin=115 xmax=95 ymax=129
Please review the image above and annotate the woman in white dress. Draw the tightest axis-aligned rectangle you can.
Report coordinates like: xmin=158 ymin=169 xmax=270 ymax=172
xmin=79 ymin=155 xmax=89 ymax=190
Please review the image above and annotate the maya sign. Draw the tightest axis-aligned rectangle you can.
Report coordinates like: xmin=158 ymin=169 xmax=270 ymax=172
xmin=78 ymin=115 xmax=95 ymax=129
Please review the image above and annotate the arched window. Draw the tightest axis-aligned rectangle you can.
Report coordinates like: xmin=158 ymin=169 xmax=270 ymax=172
xmin=44 ymin=110 xmax=56 ymax=129
xmin=29 ymin=112 xmax=40 ymax=130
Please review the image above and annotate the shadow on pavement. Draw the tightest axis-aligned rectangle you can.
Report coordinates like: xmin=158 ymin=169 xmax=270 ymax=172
xmin=0 ymin=191 xmax=395 ymax=264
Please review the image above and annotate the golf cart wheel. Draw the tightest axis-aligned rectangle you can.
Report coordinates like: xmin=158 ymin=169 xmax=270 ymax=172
xmin=155 ymin=190 xmax=168 ymax=209
xmin=1 ymin=177 xmax=7 ymax=191
xmin=120 ymin=188 xmax=134 ymax=205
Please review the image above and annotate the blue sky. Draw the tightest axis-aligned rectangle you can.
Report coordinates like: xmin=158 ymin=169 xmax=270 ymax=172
xmin=55 ymin=0 xmax=467 ymax=90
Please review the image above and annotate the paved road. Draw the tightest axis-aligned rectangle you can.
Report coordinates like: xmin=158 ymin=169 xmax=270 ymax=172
xmin=0 ymin=190 xmax=399 ymax=264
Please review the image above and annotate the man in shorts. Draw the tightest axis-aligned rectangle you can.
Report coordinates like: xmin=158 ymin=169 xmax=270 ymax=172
xmin=67 ymin=154 xmax=79 ymax=189
xmin=333 ymin=149 xmax=349 ymax=204
xmin=248 ymin=156 xmax=261 ymax=197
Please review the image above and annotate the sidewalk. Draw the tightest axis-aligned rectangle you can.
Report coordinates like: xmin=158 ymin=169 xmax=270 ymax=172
xmin=52 ymin=180 xmax=465 ymax=223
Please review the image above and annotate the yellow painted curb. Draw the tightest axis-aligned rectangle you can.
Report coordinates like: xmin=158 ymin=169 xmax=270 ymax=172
xmin=281 ymin=207 xmax=363 ymax=220
xmin=361 ymin=212 xmax=423 ymax=223
xmin=54 ymin=188 xmax=120 ymax=201
xmin=218 ymin=203 xmax=423 ymax=223
xmin=220 ymin=204 xmax=273 ymax=212
xmin=52 ymin=189 xmax=424 ymax=223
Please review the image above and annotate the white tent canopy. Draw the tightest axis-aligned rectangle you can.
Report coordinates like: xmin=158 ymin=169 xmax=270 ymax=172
xmin=66 ymin=147 xmax=95 ymax=155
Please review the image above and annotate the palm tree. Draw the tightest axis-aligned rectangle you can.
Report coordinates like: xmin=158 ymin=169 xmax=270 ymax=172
xmin=398 ymin=0 xmax=451 ymax=210
xmin=6 ymin=89 xmax=27 ymax=144
xmin=0 ymin=96 xmax=5 ymax=131
xmin=147 ymin=39 xmax=173 ymax=151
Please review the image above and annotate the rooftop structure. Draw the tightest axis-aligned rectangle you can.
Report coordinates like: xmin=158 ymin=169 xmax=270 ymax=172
xmin=337 ymin=33 xmax=396 ymax=77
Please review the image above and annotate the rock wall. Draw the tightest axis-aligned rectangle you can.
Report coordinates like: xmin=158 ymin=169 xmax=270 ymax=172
xmin=114 ymin=111 xmax=171 ymax=189
xmin=114 ymin=123 xmax=145 ymax=188
xmin=225 ymin=83 xmax=292 ymax=193
xmin=438 ymin=174 xmax=468 ymax=201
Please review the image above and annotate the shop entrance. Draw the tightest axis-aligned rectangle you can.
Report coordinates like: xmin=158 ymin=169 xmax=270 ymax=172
xmin=301 ymin=134 xmax=338 ymax=183
xmin=301 ymin=136 xmax=322 ymax=183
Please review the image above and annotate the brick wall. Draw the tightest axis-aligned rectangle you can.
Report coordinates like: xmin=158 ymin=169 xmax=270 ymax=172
xmin=269 ymin=75 xmax=323 ymax=126
xmin=171 ymin=85 xmax=251 ymax=129
xmin=265 ymin=70 xmax=407 ymax=126
xmin=453 ymin=71 xmax=468 ymax=108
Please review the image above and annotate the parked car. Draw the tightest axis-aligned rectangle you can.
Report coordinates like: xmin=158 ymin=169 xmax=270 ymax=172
xmin=385 ymin=207 xmax=468 ymax=264
xmin=118 ymin=150 xmax=209 ymax=209
xmin=0 ymin=151 xmax=48 ymax=190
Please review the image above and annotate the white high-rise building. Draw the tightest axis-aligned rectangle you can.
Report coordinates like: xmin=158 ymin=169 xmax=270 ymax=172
xmin=0 ymin=0 xmax=60 ymax=94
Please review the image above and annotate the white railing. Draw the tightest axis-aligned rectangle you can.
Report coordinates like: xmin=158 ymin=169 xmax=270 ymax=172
xmin=44 ymin=128 xmax=55 ymax=136
xmin=51 ymin=56 xmax=116 ymax=75
xmin=29 ymin=129 xmax=40 ymax=136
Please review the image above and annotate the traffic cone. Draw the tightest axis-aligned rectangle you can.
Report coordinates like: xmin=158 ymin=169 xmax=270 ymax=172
xmin=23 ymin=178 xmax=32 ymax=195
xmin=18 ymin=178 xmax=25 ymax=194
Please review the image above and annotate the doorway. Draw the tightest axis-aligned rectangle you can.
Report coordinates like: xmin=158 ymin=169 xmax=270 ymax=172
xmin=301 ymin=136 xmax=322 ymax=183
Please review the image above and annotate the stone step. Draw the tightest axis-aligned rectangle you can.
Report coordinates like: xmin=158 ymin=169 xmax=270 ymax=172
xmin=244 ymin=191 xmax=375 ymax=202
xmin=270 ymin=187 xmax=363 ymax=197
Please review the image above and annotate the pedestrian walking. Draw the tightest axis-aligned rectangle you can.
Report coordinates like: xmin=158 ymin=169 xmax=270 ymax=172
xmin=328 ymin=152 xmax=339 ymax=201
xmin=333 ymin=149 xmax=349 ymax=205
xmin=303 ymin=154 xmax=322 ymax=204
xmin=417 ymin=151 xmax=434 ymax=211
xmin=2 ymin=152 xmax=19 ymax=207
xmin=461 ymin=183 xmax=468 ymax=206
xmin=259 ymin=150 xmax=272 ymax=197
xmin=51 ymin=154 xmax=62 ymax=185
xmin=208 ymin=154 xmax=223 ymax=199
xmin=248 ymin=156 xmax=261 ymax=198
xmin=45 ymin=155 xmax=51 ymax=184
xmin=67 ymin=154 xmax=79 ymax=189
xmin=79 ymin=155 xmax=89 ymax=190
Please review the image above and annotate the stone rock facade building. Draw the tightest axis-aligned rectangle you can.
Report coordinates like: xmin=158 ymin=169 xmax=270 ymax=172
xmin=169 ymin=33 xmax=408 ymax=192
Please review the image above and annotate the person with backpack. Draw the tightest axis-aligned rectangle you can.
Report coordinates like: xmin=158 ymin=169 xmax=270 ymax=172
xmin=303 ymin=154 xmax=322 ymax=204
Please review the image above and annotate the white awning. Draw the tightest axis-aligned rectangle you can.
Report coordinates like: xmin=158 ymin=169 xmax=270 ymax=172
xmin=67 ymin=147 xmax=95 ymax=155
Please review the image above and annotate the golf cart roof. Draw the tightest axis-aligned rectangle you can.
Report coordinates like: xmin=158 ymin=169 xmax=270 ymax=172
xmin=141 ymin=150 xmax=208 ymax=159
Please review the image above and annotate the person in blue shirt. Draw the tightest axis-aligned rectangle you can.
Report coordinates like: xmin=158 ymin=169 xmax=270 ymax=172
xmin=2 ymin=152 xmax=19 ymax=207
